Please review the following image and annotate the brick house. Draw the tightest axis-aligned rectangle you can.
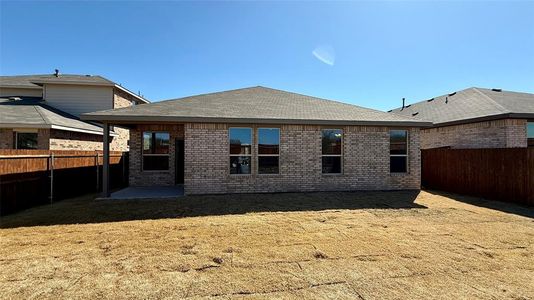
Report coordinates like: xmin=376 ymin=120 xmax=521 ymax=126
xmin=82 ymin=86 xmax=430 ymax=196
xmin=389 ymin=87 xmax=534 ymax=149
xmin=0 ymin=72 xmax=149 ymax=151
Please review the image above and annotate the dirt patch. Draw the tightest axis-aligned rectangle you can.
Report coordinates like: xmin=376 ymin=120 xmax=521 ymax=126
xmin=1 ymin=190 xmax=533 ymax=299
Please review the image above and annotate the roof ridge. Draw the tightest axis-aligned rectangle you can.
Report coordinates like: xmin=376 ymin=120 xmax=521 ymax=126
xmin=471 ymin=87 xmax=510 ymax=113
xmin=159 ymin=86 xmax=262 ymax=102
xmin=255 ymin=86 xmax=412 ymax=118
xmin=87 ymin=86 xmax=262 ymax=114
xmin=389 ymin=87 xmax=479 ymax=111
xmin=33 ymin=104 xmax=50 ymax=125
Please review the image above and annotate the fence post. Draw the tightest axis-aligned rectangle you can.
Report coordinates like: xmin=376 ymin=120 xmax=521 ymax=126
xmin=96 ymin=152 xmax=100 ymax=192
xmin=122 ymin=152 xmax=126 ymax=186
xmin=49 ymin=153 xmax=54 ymax=204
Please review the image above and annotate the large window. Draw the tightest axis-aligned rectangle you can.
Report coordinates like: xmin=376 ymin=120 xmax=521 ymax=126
xmin=322 ymin=129 xmax=342 ymax=174
xmin=528 ymin=122 xmax=534 ymax=147
xmin=390 ymin=130 xmax=408 ymax=173
xmin=258 ymin=128 xmax=280 ymax=174
xmin=15 ymin=132 xmax=38 ymax=149
xmin=142 ymin=132 xmax=170 ymax=171
xmin=229 ymin=128 xmax=252 ymax=174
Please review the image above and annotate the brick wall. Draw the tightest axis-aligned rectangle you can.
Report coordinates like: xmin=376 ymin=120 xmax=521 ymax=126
xmin=0 ymin=129 xmax=49 ymax=149
xmin=421 ymin=119 xmax=528 ymax=149
xmin=49 ymin=129 xmax=127 ymax=151
xmin=37 ymin=129 xmax=50 ymax=149
xmin=129 ymin=124 xmax=184 ymax=186
xmin=0 ymin=129 xmax=13 ymax=148
xmin=183 ymin=123 xmax=421 ymax=195
xmin=111 ymin=90 xmax=135 ymax=151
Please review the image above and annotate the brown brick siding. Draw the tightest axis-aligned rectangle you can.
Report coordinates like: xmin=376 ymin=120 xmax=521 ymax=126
xmin=0 ymin=128 xmax=49 ymax=149
xmin=182 ymin=123 xmax=421 ymax=195
xmin=421 ymin=119 xmax=528 ymax=149
xmin=110 ymin=90 xmax=137 ymax=151
xmin=48 ymin=129 xmax=126 ymax=151
xmin=129 ymin=124 xmax=184 ymax=186
xmin=37 ymin=129 xmax=50 ymax=149
xmin=0 ymin=129 xmax=13 ymax=148
xmin=114 ymin=89 xmax=135 ymax=109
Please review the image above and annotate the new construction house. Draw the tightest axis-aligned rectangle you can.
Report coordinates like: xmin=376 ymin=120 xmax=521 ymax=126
xmin=0 ymin=72 xmax=149 ymax=151
xmin=390 ymin=87 xmax=534 ymax=149
xmin=82 ymin=86 xmax=431 ymax=196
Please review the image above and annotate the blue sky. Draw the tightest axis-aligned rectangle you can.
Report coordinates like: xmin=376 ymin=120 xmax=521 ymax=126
xmin=1 ymin=1 xmax=533 ymax=111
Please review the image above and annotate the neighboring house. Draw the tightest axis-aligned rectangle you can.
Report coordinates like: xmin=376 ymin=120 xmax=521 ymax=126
xmin=0 ymin=72 xmax=149 ymax=151
xmin=389 ymin=87 xmax=534 ymax=149
xmin=82 ymin=86 xmax=430 ymax=196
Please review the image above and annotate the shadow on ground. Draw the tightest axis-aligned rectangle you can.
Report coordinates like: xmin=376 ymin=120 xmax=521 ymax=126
xmin=0 ymin=190 xmax=424 ymax=228
xmin=426 ymin=190 xmax=534 ymax=219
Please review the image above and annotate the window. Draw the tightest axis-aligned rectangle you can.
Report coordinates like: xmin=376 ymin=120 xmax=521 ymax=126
xmin=142 ymin=132 xmax=170 ymax=171
xmin=229 ymin=128 xmax=252 ymax=174
xmin=528 ymin=122 xmax=534 ymax=147
xmin=258 ymin=128 xmax=280 ymax=174
xmin=15 ymin=132 xmax=38 ymax=149
xmin=322 ymin=129 xmax=342 ymax=174
xmin=390 ymin=130 xmax=408 ymax=173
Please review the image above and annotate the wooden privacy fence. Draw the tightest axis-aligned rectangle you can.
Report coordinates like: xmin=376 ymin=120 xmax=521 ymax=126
xmin=0 ymin=150 xmax=128 ymax=216
xmin=421 ymin=148 xmax=534 ymax=206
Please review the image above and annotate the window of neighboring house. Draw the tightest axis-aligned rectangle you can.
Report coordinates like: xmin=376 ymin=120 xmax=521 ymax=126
xmin=142 ymin=132 xmax=170 ymax=171
xmin=258 ymin=128 xmax=280 ymax=174
xmin=14 ymin=132 xmax=38 ymax=149
xmin=229 ymin=127 xmax=252 ymax=174
xmin=527 ymin=122 xmax=534 ymax=147
xmin=322 ymin=129 xmax=343 ymax=174
xmin=390 ymin=130 xmax=408 ymax=173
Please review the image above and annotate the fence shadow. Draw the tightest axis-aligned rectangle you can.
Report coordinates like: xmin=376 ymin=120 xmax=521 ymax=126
xmin=426 ymin=190 xmax=534 ymax=219
xmin=0 ymin=190 xmax=424 ymax=228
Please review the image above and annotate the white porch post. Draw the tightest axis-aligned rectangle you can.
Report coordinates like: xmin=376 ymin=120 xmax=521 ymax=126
xmin=102 ymin=122 xmax=110 ymax=197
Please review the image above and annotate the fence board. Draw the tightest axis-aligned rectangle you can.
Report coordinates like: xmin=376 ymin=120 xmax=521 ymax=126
xmin=422 ymin=148 xmax=533 ymax=206
xmin=0 ymin=150 xmax=129 ymax=215
xmin=0 ymin=150 xmax=123 ymax=175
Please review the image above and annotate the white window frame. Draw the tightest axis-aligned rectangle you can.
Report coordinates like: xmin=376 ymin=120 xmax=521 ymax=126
xmin=321 ymin=129 xmax=343 ymax=174
xmin=527 ymin=121 xmax=534 ymax=147
xmin=390 ymin=129 xmax=409 ymax=174
xmin=142 ymin=131 xmax=170 ymax=172
xmin=257 ymin=127 xmax=280 ymax=175
xmin=229 ymin=127 xmax=252 ymax=175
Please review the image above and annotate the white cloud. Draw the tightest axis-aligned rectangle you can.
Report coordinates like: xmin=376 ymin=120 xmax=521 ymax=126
xmin=312 ymin=45 xmax=335 ymax=66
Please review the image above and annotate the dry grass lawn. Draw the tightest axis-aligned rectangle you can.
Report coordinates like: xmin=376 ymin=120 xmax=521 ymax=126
xmin=1 ymin=190 xmax=533 ymax=299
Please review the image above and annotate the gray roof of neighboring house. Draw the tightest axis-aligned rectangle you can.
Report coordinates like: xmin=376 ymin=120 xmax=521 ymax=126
xmin=0 ymin=97 xmax=108 ymax=135
xmin=389 ymin=87 xmax=534 ymax=126
xmin=0 ymin=74 xmax=150 ymax=103
xmin=82 ymin=86 xmax=431 ymax=127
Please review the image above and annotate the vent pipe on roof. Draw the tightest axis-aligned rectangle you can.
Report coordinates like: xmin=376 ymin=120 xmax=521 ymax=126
xmin=492 ymin=88 xmax=502 ymax=92
xmin=401 ymin=98 xmax=405 ymax=110
xmin=445 ymin=96 xmax=448 ymax=104
xmin=54 ymin=69 xmax=59 ymax=77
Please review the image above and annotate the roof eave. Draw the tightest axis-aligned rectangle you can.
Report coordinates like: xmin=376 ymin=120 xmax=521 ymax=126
xmin=431 ymin=113 xmax=534 ymax=128
xmin=0 ymin=123 xmax=118 ymax=136
xmin=30 ymin=80 xmax=115 ymax=87
xmin=80 ymin=114 xmax=432 ymax=127
xmin=0 ymin=84 xmax=42 ymax=90
xmin=113 ymin=85 xmax=150 ymax=104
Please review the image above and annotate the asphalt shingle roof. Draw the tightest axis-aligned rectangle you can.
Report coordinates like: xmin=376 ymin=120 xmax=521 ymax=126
xmin=0 ymin=74 xmax=149 ymax=103
xmin=82 ymin=86 xmax=430 ymax=126
xmin=389 ymin=87 xmax=534 ymax=126
xmin=0 ymin=97 xmax=106 ymax=134
xmin=0 ymin=74 xmax=113 ymax=88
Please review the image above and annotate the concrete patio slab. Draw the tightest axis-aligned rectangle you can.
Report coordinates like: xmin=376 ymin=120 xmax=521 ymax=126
xmin=100 ymin=186 xmax=184 ymax=200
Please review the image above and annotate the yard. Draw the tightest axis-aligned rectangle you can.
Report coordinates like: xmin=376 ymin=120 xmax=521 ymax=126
xmin=1 ymin=190 xmax=533 ymax=299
